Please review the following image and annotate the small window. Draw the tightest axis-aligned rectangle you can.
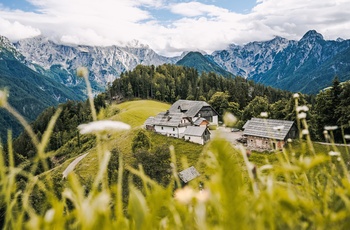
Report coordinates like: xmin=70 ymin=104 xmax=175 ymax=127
xmin=189 ymin=137 xmax=191 ymax=140
xmin=161 ymin=127 xmax=164 ymax=130
xmin=173 ymin=128 xmax=175 ymax=131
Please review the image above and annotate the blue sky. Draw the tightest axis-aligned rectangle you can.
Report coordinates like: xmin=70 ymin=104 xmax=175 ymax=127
xmin=0 ymin=0 xmax=350 ymax=56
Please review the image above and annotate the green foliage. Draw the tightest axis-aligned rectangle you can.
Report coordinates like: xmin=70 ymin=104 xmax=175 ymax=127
xmin=109 ymin=64 xmax=292 ymax=108
xmin=133 ymin=144 xmax=171 ymax=187
xmin=242 ymin=96 xmax=270 ymax=121
xmin=132 ymin=129 xmax=151 ymax=153
xmin=313 ymin=77 xmax=350 ymax=141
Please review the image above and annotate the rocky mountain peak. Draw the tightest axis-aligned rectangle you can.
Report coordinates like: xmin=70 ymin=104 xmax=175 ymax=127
xmin=300 ymin=30 xmax=324 ymax=42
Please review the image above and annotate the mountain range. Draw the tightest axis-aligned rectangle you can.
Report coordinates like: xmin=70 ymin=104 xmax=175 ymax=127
xmin=1 ymin=30 xmax=350 ymax=139
xmin=0 ymin=36 xmax=84 ymax=139
xmin=9 ymin=30 xmax=350 ymax=96
xmin=212 ymin=30 xmax=350 ymax=94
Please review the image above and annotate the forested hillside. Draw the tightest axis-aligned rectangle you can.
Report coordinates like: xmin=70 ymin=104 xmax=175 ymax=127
xmin=109 ymin=64 xmax=292 ymax=109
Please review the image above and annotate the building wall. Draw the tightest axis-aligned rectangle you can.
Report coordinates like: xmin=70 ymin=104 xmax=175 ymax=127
xmin=154 ymin=125 xmax=187 ymax=138
xmin=247 ymin=136 xmax=285 ymax=151
xmin=212 ymin=115 xmax=219 ymax=126
xmin=184 ymin=135 xmax=204 ymax=145
xmin=155 ymin=125 xmax=179 ymax=137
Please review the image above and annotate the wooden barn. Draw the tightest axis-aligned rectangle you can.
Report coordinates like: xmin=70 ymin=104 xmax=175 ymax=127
xmin=243 ymin=118 xmax=297 ymax=151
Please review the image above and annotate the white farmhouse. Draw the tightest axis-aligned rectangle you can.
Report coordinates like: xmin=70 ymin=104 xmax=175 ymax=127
xmin=151 ymin=111 xmax=192 ymax=138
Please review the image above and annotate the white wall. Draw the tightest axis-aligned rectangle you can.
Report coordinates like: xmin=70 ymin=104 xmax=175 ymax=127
xmin=212 ymin=115 xmax=219 ymax=126
xmin=154 ymin=125 xmax=182 ymax=138
xmin=184 ymin=135 xmax=204 ymax=145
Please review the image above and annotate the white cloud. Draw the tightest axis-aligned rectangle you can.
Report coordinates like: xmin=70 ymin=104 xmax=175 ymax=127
xmin=169 ymin=1 xmax=228 ymax=17
xmin=0 ymin=0 xmax=349 ymax=56
xmin=0 ymin=17 xmax=41 ymax=40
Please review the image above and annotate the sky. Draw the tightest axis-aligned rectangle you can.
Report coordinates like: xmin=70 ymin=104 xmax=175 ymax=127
xmin=0 ymin=0 xmax=350 ymax=56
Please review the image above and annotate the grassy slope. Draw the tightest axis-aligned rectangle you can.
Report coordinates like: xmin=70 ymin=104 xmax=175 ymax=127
xmin=48 ymin=100 xmax=205 ymax=181
xmin=48 ymin=99 xmax=350 ymax=182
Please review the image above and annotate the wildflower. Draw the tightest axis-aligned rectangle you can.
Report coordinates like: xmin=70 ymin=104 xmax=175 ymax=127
xmin=223 ymin=112 xmax=237 ymax=127
xmin=44 ymin=209 xmax=55 ymax=223
xmin=324 ymin=126 xmax=338 ymax=131
xmin=0 ymin=89 xmax=8 ymax=107
xmin=273 ymin=125 xmax=284 ymax=131
xmin=329 ymin=151 xmax=340 ymax=156
xmin=77 ymin=66 xmax=89 ymax=78
xmin=260 ymin=112 xmax=268 ymax=118
xmin=296 ymin=105 xmax=309 ymax=112
xmin=78 ymin=120 xmax=130 ymax=134
xmin=298 ymin=112 xmax=307 ymax=119
xmin=196 ymin=189 xmax=210 ymax=203
xmin=301 ymin=129 xmax=309 ymax=135
xmin=174 ymin=187 xmax=195 ymax=204
xmin=287 ymin=138 xmax=292 ymax=143
xmin=92 ymin=191 xmax=110 ymax=212
xmin=293 ymin=93 xmax=300 ymax=99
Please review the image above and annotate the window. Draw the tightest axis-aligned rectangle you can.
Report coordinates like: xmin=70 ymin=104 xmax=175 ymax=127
xmin=161 ymin=127 xmax=164 ymax=130
xmin=173 ymin=128 xmax=175 ymax=131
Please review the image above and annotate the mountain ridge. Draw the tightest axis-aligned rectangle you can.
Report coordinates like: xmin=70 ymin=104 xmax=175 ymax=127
xmin=2 ymin=30 xmax=350 ymax=95
xmin=0 ymin=39 xmax=84 ymax=140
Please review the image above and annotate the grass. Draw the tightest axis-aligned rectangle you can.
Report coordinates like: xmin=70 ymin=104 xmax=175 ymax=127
xmin=46 ymin=99 xmax=202 ymax=185
xmin=3 ymin=81 xmax=350 ymax=229
xmin=107 ymin=100 xmax=171 ymax=128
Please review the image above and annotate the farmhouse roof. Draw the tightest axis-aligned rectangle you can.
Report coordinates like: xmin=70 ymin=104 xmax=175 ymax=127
xmin=144 ymin=116 xmax=155 ymax=126
xmin=178 ymin=166 xmax=200 ymax=183
xmin=169 ymin=100 xmax=217 ymax=117
xmin=152 ymin=111 xmax=185 ymax=127
xmin=243 ymin=118 xmax=294 ymax=140
xmin=183 ymin=126 xmax=208 ymax=137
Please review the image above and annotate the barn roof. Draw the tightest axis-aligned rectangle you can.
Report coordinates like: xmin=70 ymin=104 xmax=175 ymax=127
xmin=243 ymin=118 xmax=295 ymax=140
xmin=169 ymin=100 xmax=217 ymax=117
xmin=151 ymin=111 xmax=185 ymax=127
xmin=178 ymin=166 xmax=200 ymax=183
xmin=183 ymin=126 xmax=208 ymax=137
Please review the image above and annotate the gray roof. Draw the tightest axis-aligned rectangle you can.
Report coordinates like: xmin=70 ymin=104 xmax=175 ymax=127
xmin=183 ymin=126 xmax=208 ymax=136
xmin=169 ymin=100 xmax=215 ymax=117
xmin=178 ymin=166 xmax=200 ymax=183
xmin=144 ymin=116 xmax=154 ymax=126
xmin=193 ymin=117 xmax=208 ymax=126
xmin=151 ymin=112 xmax=185 ymax=127
xmin=243 ymin=118 xmax=295 ymax=140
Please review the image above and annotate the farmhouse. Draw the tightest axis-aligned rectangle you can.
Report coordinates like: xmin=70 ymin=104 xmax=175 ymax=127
xmin=169 ymin=100 xmax=219 ymax=126
xmin=144 ymin=100 xmax=216 ymax=145
xmin=149 ymin=111 xmax=192 ymax=138
xmin=243 ymin=118 xmax=297 ymax=151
